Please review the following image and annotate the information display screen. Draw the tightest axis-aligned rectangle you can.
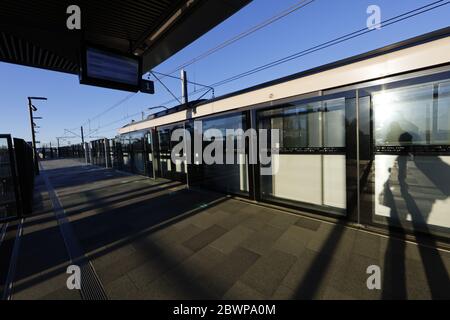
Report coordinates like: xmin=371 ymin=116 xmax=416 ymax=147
xmin=86 ymin=47 xmax=139 ymax=86
xmin=79 ymin=45 xmax=144 ymax=92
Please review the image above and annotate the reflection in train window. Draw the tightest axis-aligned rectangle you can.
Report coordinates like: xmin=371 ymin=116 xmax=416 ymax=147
xmin=373 ymin=80 xmax=450 ymax=146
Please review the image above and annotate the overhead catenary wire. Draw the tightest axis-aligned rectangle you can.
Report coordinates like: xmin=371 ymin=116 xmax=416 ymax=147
xmin=80 ymin=91 xmax=138 ymax=127
xmin=159 ymin=0 xmax=316 ymax=78
xmin=210 ymin=0 xmax=450 ymax=88
xmin=80 ymin=0 xmax=449 ymax=138
xmin=150 ymin=70 xmax=214 ymax=93
xmin=75 ymin=0 xmax=315 ymax=135
xmin=156 ymin=0 xmax=450 ymax=101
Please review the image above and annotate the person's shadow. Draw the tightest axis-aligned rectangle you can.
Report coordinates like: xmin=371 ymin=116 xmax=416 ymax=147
xmin=380 ymin=126 xmax=450 ymax=299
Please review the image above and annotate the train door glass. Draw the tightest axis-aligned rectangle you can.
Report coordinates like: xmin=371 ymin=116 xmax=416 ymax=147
xmin=257 ymin=96 xmax=347 ymax=215
xmin=360 ymin=76 xmax=450 ymax=238
xmin=130 ymin=132 xmax=145 ymax=175
xmin=157 ymin=124 xmax=186 ymax=181
xmin=145 ymin=132 xmax=153 ymax=177
xmin=192 ymin=112 xmax=249 ymax=196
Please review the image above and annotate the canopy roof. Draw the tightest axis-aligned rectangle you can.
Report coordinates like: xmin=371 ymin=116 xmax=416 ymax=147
xmin=0 ymin=0 xmax=250 ymax=75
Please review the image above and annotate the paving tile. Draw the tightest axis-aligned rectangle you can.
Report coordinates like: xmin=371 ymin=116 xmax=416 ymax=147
xmin=142 ymin=268 xmax=209 ymax=299
xmin=295 ymin=217 xmax=321 ymax=231
xmin=173 ymin=245 xmax=226 ymax=280
xmin=212 ymin=208 xmax=233 ymax=221
xmin=190 ymin=210 xmax=230 ymax=229
xmin=272 ymin=225 xmax=314 ymax=257
xmin=152 ymin=223 xmax=203 ymax=248
xmin=148 ymin=223 xmax=184 ymax=241
xmin=223 ymin=281 xmax=266 ymax=300
xmin=306 ymin=223 xmax=356 ymax=261
xmin=182 ymin=225 xmax=228 ymax=252
xmin=353 ymin=231 xmax=381 ymax=259
xmin=95 ymin=249 xmax=152 ymax=285
xmin=91 ymin=244 xmax=137 ymax=271
xmin=328 ymin=253 xmax=382 ymax=300
xmin=321 ymin=286 xmax=357 ymax=300
xmin=381 ymin=245 xmax=411 ymax=299
xmin=240 ymin=224 xmax=285 ymax=256
xmin=405 ymin=251 xmax=449 ymax=299
xmin=240 ymin=214 xmax=269 ymax=231
xmin=127 ymin=244 xmax=193 ymax=289
xmin=210 ymin=225 xmax=254 ymax=254
xmin=271 ymin=285 xmax=295 ymax=300
xmin=25 ymin=160 xmax=450 ymax=301
xmin=41 ymin=286 xmax=82 ymax=300
xmin=183 ymin=210 xmax=212 ymax=227
xmin=282 ymin=248 xmax=342 ymax=299
xmin=217 ymin=211 xmax=252 ymax=230
xmin=240 ymin=249 xmax=297 ymax=297
xmin=196 ymin=247 xmax=260 ymax=298
xmin=267 ymin=213 xmax=299 ymax=230
xmin=217 ymin=200 xmax=248 ymax=213
xmin=404 ymin=258 xmax=433 ymax=300
xmin=104 ymin=274 xmax=140 ymax=300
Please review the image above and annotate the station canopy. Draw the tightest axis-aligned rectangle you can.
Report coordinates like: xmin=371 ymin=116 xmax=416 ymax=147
xmin=0 ymin=0 xmax=251 ymax=76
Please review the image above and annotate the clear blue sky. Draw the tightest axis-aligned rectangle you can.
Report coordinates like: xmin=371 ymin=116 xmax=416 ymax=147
xmin=0 ymin=0 xmax=449 ymax=146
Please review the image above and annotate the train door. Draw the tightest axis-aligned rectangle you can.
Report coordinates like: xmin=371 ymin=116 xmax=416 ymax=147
xmin=358 ymin=73 xmax=450 ymax=238
xmin=256 ymin=93 xmax=354 ymax=217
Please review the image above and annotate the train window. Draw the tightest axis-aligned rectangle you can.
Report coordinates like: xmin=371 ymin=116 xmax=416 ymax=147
xmin=323 ymin=98 xmax=346 ymax=148
xmin=257 ymin=97 xmax=347 ymax=214
xmin=373 ymin=80 xmax=450 ymax=146
xmin=259 ymin=97 xmax=345 ymax=150
xmin=437 ymin=81 xmax=450 ymax=144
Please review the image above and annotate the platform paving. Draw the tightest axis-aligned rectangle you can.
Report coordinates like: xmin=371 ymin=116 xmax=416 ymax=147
xmin=8 ymin=159 xmax=450 ymax=300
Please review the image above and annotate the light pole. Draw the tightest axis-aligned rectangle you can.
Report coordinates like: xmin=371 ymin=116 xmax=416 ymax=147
xmin=28 ymin=96 xmax=47 ymax=175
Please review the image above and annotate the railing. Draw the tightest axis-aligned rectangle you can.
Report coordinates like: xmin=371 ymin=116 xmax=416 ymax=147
xmin=0 ymin=134 xmax=35 ymax=221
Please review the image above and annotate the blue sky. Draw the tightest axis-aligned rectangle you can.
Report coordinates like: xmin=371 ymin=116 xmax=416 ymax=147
xmin=0 ymin=0 xmax=449 ymax=146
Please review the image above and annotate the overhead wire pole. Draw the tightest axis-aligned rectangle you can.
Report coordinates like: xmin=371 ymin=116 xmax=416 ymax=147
xmin=181 ymin=69 xmax=190 ymax=189
xmin=150 ymin=70 xmax=214 ymax=97
xmin=27 ymin=96 xmax=47 ymax=175
xmin=64 ymin=128 xmax=82 ymax=139
xmin=81 ymin=126 xmax=88 ymax=164
xmin=69 ymin=0 xmax=448 ymax=140
xmin=28 ymin=99 xmax=38 ymax=173
xmin=149 ymin=70 xmax=182 ymax=105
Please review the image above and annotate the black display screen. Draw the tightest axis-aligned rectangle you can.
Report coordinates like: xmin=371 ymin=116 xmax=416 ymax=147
xmin=85 ymin=47 xmax=139 ymax=86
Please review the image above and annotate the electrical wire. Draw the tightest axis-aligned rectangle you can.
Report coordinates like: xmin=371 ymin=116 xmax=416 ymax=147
xmin=80 ymin=0 xmax=449 ymax=138
xmin=80 ymin=91 xmax=137 ymax=127
xmin=77 ymin=0 xmax=316 ymax=132
xmin=159 ymin=0 xmax=316 ymax=78
xmin=210 ymin=0 xmax=449 ymax=88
